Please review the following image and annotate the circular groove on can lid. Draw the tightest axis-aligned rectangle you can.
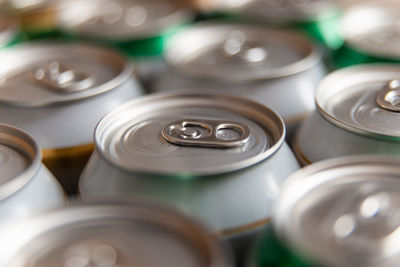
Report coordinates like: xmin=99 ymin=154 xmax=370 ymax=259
xmin=165 ymin=23 xmax=321 ymax=81
xmin=57 ymin=0 xmax=192 ymax=40
xmin=274 ymin=155 xmax=400 ymax=267
xmin=242 ymin=0 xmax=339 ymax=23
xmin=0 ymin=123 xmax=41 ymax=200
xmin=0 ymin=203 xmax=231 ymax=267
xmin=95 ymin=92 xmax=285 ymax=175
xmin=316 ymin=64 xmax=400 ymax=140
xmin=0 ymin=42 xmax=133 ymax=107
xmin=342 ymin=2 xmax=400 ymax=60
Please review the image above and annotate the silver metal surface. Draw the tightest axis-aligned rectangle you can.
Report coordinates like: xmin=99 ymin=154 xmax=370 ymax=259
xmin=162 ymin=119 xmax=251 ymax=148
xmin=0 ymin=0 xmax=50 ymax=11
xmin=0 ymin=203 xmax=231 ymax=267
xmin=342 ymin=2 xmax=400 ymax=60
xmin=274 ymin=155 xmax=400 ymax=267
xmin=0 ymin=123 xmax=65 ymax=224
xmin=376 ymin=79 xmax=400 ymax=112
xmin=80 ymin=92 xmax=300 ymax=239
xmin=0 ymin=42 xmax=134 ymax=107
xmin=94 ymin=92 xmax=284 ymax=175
xmin=57 ymin=0 xmax=192 ymax=40
xmin=164 ymin=23 xmax=322 ymax=81
xmin=242 ymin=0 xmax=339 ymax=23
xmin=316 ymin=64 xmax=400 ymax=139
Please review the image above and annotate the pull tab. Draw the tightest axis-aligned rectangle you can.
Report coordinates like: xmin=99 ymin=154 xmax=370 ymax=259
xmin=376 ymin=79 xmax=400 ymax=112
xmin=31 ymin=61 xmax=95 ymax=93
xmin=162 ymin=119 xmax=250 ymax=148
xmin=221 ymin=31 xmax=267 ymax=64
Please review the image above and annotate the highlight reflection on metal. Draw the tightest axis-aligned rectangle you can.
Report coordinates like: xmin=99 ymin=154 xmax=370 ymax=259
xmin=31 ymin=61 xmax=95 ymax=93
xmin=376 ymin=80 xmax=400 ymax=112
xmin=162 ymin=119 xmax=250 ymax=148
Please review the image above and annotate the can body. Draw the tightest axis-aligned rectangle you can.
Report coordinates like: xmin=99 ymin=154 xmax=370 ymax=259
xmin=78 ymin=92 xmax=300 ymax=264
xmin=0 ymin=43 xmax=145 ymax=194
xmin=293 ymin=64 xmax=400 ymax=165
xmin=0 ymin=123 xmax=66 ymax=226
xmin=154 ymin=23 xmax=327 ymax=143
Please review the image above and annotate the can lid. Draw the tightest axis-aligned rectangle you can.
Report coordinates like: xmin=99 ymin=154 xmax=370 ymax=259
xmin=0 ymin=0 xmax=52 ymax=12
xmin=0 ymin=16 xmax=18 ymax=47
xmin=165 ymin=23 xmax=320 ymax=81
xmin=342 ymin=2 xmax=400 ymax=60
xmin=95 ymin=92 xmax=285 ymax=175
xmin=316 ymin=64 xmax=400 ymax=140
xmin=0 ymin=123 xmax=40 ymax=200
xmin=242 ymin=0 xmax=339 ymax=23
xmin=0 ymin=42 xmax=133 ymax=107
xmin=57 ymin=0 xmax=192 ymax=40
xmin=274 ymin=155 xmax=400 ymax=267
xmin=0 ymin=202 xmax=231 ymax=267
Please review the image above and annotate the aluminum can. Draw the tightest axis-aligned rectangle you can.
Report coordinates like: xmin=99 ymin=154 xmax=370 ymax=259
xmin=333 ymin=1 xmax=400 ymax=68
xmin=0 ymin=0 xmax=59 ymax=39
xmin=238 ymin=0 xmax=343 ymax=49
xmin=294 ymin=64 xmax=400 ymax=166
xmin=0 ymin=202 xmax=232 ymax=267
xmin=0 ymin=42 xmax=144 ymax=194
xmin=79 ymin=92 xmax=300 ymax=263
xmin=247 ymin=155 xmax=400 ymax=267
xmin=153 ymin=23 xmax=326 ymax=142
xmin=0 ymin=123 xmax=66 ymax=226
xmin=57 ymin=0 xmax=193 ymax=57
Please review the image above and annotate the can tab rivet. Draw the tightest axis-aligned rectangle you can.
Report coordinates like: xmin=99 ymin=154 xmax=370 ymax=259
xmin=376 ymin=79 xmax=400 ymax=112
xmin=221 ymin=31 xmax=267 ymax=64
xmin=162 ymin=119 xmax=250 ymax=148
xmin=31 ymin=61 xmax=95 ymax=93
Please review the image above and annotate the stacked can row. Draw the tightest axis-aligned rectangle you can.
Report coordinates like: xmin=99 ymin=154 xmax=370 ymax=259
xmin=1 ymin=0 xmax=400 ymax=266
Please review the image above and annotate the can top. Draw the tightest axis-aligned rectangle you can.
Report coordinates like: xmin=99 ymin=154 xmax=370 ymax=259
xmin=316 ymin=64 xmax=400 ymax=140
xmin=165 ymin=23 xmax=320 ymax=81
xmin=57 ymin=0 xmax=192 ymax=40
xmin=0 ymin=123 xmax=40 ymax=200
xmin=274 ymin=155 xmax=400 ymax=267
xmin=242 ymin=0 xmax=339 ymax=23
xmin=0 ymin=16 xmax=18 ymax=47
xmin=0 ymin=42 xmax=133 ymax=107
xmin=0 ymin=202 xmax=230 ymax=267
xmin=95 ymin=92 xmax=285 ymax=175
xmin=342 ymin=2 xmax=400 ymax=60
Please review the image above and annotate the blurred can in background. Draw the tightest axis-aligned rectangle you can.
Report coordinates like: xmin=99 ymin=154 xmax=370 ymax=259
xmin=247 ymin=155 xmax=400 ymax=267
xmin=79 ymin=92 xmax=300 ymax=263
xmin=0 ymin=0 xmax=60 ymax=39
xmin=0 ymin=16 xmax=22 ymax=47
xmin=0 ymin=42 xmax=144 ymax=194
xmin=334 ymin=1 xmax=400 ymax=68
xmin=239 ymin=0 xmax=343 ymax=49
xmin=154 ymin=23 xmax=326 ymax=141
xmin=0 ymin=202 xmax=233 ymax=267
xmin=0 ymin=123 xmax=66 ymax=225
xmin=294 ymin=64 xmax=400 ymax=165
xmin=57 ymin=0 xmax=193 ymax=57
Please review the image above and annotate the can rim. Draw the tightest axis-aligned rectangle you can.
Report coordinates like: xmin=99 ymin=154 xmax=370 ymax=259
xmin=316 ymin=63 xmax=400 ymax=141
xmin=164 ymin=22 xmax=322 ymax=82
xmin=93 ymin=92 xmax=286 ymax=176
xmin=0 ymin=201 xmax=232 ymax=267
xmin=0 ymin=123 xmax=42 ymax=200
xmin=0 ymin=41 xmax=134 ymax=107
